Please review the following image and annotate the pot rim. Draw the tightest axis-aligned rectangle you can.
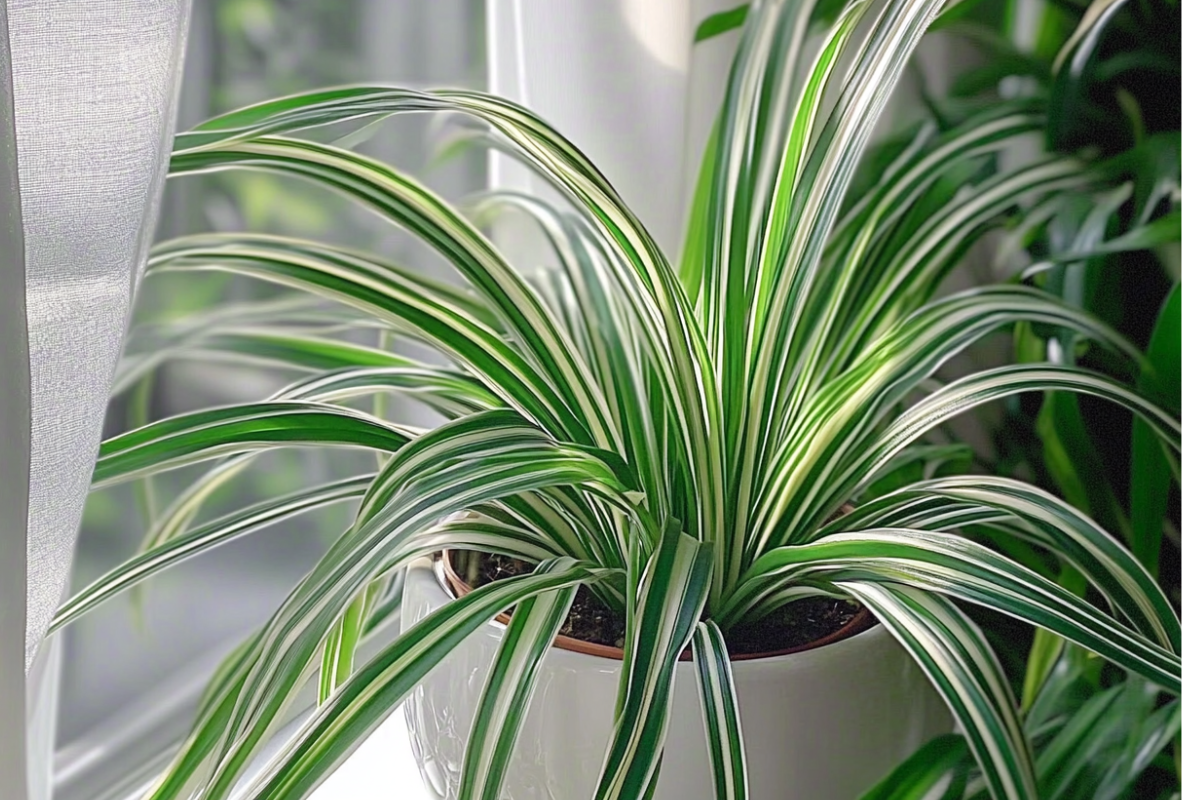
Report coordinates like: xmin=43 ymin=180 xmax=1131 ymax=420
xmin=438 ymin=550 xmax=875 ymax=663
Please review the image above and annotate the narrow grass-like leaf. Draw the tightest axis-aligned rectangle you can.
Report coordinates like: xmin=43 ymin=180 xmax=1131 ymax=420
xmin=172 ymin=84 xmax=724 ymax=579
xmin=857 ymin=734 xmax=970 ymax=800
xmin=169 ymin=139 xmax=620 ymax=451
xmin=138 ymin=455 xmax=259 ymax=554
xmin=1051 ymin=0 xmax=1130 ymax=76
xmin=131 ymin=354 xmax=488 ymax=558
xmin=722 ymin=529 xmax=1179 ymax=692
xmin=740 ymin=0 xmax=949 ymax=567
xmin=93 ymin=403 xmax=409 ymax=488
xmin=823 ymin=365 xmax=1181 ymax=524
xmin=835 ymin=475 xmax=1179 ymax=651
xmin=151 ymin=232 xmax=591 ymax=444
xmin=1033 ymin=681 xmax=1137 ymax=800
xmin=82 ymin=5 xmax=1186 ymax=798
xmin=178 ymin=413 xmax=638 ymax=800
xmin=840 ymin=582 xmax=1037 ymax=800
xmin=1130 ymin=283 xmax=1180 ymax=574
xmin=761 ymin=290 xmax=1145 ymax=547
xmin=722 ymin=0 xmax=867 ymax=597
xmin=113 ymin=297 xmax=375 ymax=397
xmin=691 ymin=620 xmax=748 ymax=800
xmin=471 ymin=191 xmax=667 ymax=514
xmin=594 ymin=523 xmax=713 ymax=800
xmin=457 ymin=558 xmax=581 ymax=800
xmin=317 ymin=588 xmax=369 ymax=706
xmin=1092 ymin=697 xmax=1179 ymax=800
xmin=54 ymin=476 xmax=370 ymax=632
xmin=246 ymin=563 xmax=614 ymax=800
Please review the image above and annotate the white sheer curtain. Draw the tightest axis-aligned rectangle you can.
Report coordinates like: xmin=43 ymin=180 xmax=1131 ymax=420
xmin=0 ymin=1 xmax=192 ymax=797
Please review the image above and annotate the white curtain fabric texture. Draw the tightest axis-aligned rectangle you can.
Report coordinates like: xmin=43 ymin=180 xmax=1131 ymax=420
xmin=0 ymin=1 xmax=192 ymax=796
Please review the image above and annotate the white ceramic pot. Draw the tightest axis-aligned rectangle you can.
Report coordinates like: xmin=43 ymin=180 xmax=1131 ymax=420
xmin=399 ymin=556 xmax=952 ymax=800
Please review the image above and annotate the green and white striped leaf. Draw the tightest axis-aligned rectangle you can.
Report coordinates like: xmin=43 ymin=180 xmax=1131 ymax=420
xmin=93 ymin=402 xmax=409 ymax=488
xmin=150 ymin=233 xmax=591 ymax=443
xmin=833 ymin=475 xmax=1179 ymax=651
xmin=129 ymin=355 xmax=488 ymax=557
xmin=594 ymin=522 xmax=712 ymax=800
xmin=760 ymin=290 xmax=1145 ymax=547
xmin=721 ymin=528 xmax=1179 ymax=692
xmin=246 ymin=562 xmax=614 ymax=800
xmin=272 ymin=365 xmax=499 ymax=416
xmin=65 ymin=4 xmax=1184 ymax=798
xmin=819 ymin=365 xmax=1181 ymax=528
xmin=138 ymin=454 xmax=258 ymax=554
xmin=54 ymin=476 xmax=370 ymax=632
xmin=130 ymin=326 xmax=498 ymax=417
xmin=470 ymin=191 xmax=667 ymax=514
xmin=457 ymin=557 xmax=581 ymax=800
xmin=691 ymin=620 xmax=748 ymax=800
xmin=170 ymin=83 xmax=725 ymax=570
xmin=840 ymin=582 xmax=1037 ymax=800
xmin=114 ymin=297 xmax=377 ymax=396
xmin=735 ymin=0 xmax=950 ymax=573
xmin=168 ymin=141 xmax=620 ymax=452
xmin=151 ymin=412 xmax=636 ymax=800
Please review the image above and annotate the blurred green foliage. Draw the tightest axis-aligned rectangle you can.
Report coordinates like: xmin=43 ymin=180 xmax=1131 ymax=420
xmin=860 ymin=0 xmax=1181 ymax=797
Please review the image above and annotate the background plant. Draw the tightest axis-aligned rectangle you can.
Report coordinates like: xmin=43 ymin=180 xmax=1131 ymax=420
xmin=856 ymin=0 xmax=1181 ymax=797
xmin=58 ymin=1 xmax=1181 ymax=799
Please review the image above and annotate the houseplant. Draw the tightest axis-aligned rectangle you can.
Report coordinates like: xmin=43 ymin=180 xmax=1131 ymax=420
xmin=886 ymin=0 xmax=1181 ymax=796
xmin=54 ymin=0 xmax=1181 ymax=798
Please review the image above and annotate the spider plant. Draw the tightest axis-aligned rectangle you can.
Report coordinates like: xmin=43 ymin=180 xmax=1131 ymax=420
xmin=57 ymin=0 xmax=1181 ymax=798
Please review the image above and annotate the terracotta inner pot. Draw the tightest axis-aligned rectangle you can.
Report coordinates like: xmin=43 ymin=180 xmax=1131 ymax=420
xmin=438 ymin=550 xmax=875 ymax=662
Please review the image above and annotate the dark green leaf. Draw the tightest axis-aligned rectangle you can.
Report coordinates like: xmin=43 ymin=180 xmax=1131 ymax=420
xmin=1129 ymin=284 xmax=1180 ymax=574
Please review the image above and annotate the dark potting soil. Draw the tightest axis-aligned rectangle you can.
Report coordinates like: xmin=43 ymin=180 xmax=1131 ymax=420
xmin=451 ymin=551 xmax=864 ymax=657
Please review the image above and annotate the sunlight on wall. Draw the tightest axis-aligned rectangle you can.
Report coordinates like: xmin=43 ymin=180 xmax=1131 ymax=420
xmin=619 ymin=0 xmax=691 ymax=74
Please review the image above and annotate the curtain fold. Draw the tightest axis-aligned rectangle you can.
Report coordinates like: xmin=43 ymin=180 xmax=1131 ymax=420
xmin=0 ymin=0 xmax=192 ymax=795
xmin=0 ymin=2 xmax=32 ymax=794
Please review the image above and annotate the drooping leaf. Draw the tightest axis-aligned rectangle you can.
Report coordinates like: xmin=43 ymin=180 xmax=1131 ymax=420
xmin=93 ymin=402 xmax=410 ymax=488
xmin=54 ymin=476 xmax=371 ymax=632
xmin=842 ymin=582 xmax=1037 ymax=800
xmin=691 ymin=620 xmax=749 ymax=800
xmin=593 ymin=523 xmax=713 ymax=800
xmin=457 ymin=558 xmax=581 ymax=800
xmin=247 ymin=563 xmax=613 ymax=800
